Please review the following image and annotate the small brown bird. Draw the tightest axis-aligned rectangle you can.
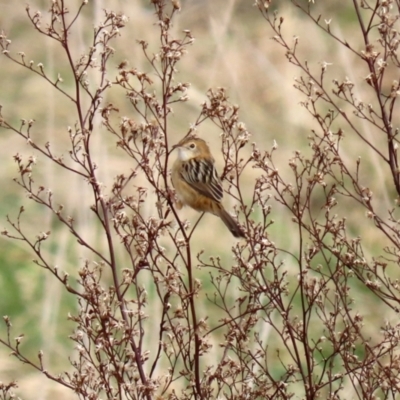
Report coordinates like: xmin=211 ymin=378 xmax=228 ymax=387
xmin=171 ymin=136 xmax=245 ymax=238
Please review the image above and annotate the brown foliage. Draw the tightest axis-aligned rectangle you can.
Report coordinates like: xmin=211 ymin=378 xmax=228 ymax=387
xmin=1 ymin=0 xmax=400 ymax=399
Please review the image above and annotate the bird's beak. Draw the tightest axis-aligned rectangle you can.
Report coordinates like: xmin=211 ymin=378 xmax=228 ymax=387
xmin=171 ymin=143 xmax=180 ymax=151
xmin=170 ymin=143 xmax=180 ymax=156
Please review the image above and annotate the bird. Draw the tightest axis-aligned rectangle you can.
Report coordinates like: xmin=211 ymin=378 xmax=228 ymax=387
xmin=171 ymin=136 xmax=245 ymax=238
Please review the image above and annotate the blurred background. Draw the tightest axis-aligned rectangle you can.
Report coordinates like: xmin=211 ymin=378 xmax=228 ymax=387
xmin=0 ymin=0 xmax=396 ymax=398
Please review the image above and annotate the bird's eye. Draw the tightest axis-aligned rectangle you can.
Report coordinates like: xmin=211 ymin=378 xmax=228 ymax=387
xmin=189 ymin=143 xmax=196 ymax=149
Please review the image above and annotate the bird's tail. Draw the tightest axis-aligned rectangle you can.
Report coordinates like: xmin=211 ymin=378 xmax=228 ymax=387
xmin=219 ymin=208 xmax=245 ymax=238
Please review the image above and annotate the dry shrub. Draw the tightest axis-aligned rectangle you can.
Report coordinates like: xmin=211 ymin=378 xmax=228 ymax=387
xmin=1 ymin=0 xmax=400 ymax=399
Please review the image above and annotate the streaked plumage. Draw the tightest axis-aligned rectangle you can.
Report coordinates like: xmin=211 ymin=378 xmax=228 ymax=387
xmin=171 ymin=136 xmax=245 ymax=238
xmin=181 ymin=158 xmax=223 ymax=202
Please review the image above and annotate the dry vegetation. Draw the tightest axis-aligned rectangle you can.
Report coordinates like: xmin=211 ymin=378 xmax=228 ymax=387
xmin=0 ymin=0 xmax=400 ymax=399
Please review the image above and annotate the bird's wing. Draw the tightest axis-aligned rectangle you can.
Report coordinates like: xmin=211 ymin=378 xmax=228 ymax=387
xmin=181 ymin=158 xmax=223 ymax=202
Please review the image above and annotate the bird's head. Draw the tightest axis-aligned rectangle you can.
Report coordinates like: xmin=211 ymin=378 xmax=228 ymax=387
xmin=172 ymin=136 xmax=212 ymax=161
